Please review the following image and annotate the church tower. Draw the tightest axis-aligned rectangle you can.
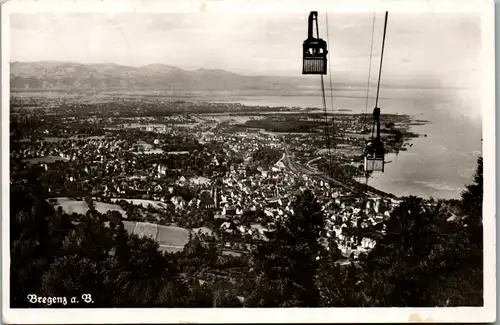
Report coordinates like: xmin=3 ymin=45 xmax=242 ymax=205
xmin=211 ymin=177 xmax=222 ymax=209
xmin=212 ymin=185 xmax=218 ymax=209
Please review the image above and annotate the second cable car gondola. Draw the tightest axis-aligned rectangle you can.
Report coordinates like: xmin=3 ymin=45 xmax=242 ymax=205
xmin=364 ymin=107 xmax=385 ymax=172
xmin=364 ymin=11 xmax=389 ymax=174
xmin=364 ymin=141 xmax=386 ymax=172
xmin=303 ymin=11 xmax=328 ymax=75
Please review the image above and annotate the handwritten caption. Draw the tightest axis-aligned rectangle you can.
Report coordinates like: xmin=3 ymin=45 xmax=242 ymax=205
xmin=27 ymin=294 xmax=94 ymax=306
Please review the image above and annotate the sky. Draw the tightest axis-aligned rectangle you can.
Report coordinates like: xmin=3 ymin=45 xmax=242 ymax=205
xmin=11 ymin=12 xmax=482 ymax=89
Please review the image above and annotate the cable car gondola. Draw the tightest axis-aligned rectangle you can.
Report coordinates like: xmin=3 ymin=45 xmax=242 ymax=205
xmin=303 ymin=11 xmax=328 ymax=75
xmin=364 ymin=11 xmax=388 ymax=174
xmin=364 ymin=107 xmax=385 ymax=172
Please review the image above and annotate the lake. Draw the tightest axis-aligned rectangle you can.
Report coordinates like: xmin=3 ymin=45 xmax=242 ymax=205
xmin=212 ymin=87 xmax=482 ymax=199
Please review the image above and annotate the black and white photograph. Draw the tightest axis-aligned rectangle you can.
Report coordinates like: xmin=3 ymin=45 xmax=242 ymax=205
xmin=2 ymin=0 xmax=496 ymax=323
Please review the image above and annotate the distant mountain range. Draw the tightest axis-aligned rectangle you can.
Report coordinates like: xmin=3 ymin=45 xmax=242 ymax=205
xmin=10 ymin=61 xmax=319 ymax=94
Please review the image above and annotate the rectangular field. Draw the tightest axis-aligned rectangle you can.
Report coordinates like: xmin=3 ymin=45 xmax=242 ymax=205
xmin=51 ymin=197 xmax=128 ymax=218
xmin=133 ymin=222 xmax=159 ymax=240
xmin=156 ymin=225 xmax=190 ymax=247
xmin=110 ymin=198 xmax=169 ymax=210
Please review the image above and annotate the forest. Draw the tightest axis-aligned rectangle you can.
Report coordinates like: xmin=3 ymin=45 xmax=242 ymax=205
xmin=10 ymin=157 xmax=483 ymax=307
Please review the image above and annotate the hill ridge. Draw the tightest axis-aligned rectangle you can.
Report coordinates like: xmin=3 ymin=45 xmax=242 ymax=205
xmin=10 ymin=61 xmax=316 ymax=94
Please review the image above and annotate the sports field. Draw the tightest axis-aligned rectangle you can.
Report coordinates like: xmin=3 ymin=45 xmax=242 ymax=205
xmin=121 ymin=221 xmax=191 ymax=253
xmin=51 ymin=197 xmax=128 ymax=218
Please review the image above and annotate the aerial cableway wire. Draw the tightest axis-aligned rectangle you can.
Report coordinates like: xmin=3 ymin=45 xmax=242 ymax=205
xmin=325 ymin=13 xmax=336 ymax=180
xmin=362 ymin=13 xmax=377 ymax=189
xmin=364 ymin=13 xmax=376 ymax=147
xmin=375 ymin=12 xmax=388 ymax=110
xmin=320 ymin=75 xmax=331 ymax=178
xmin=316 ymin=13 xmax=333 ymax=181
xmin=372 ymin=11 xmax=389 ymax=143
xmin=363 ymin=11 xmax=389 ymax=204
xmin=313 ymin=12 xmax=370 ymax=195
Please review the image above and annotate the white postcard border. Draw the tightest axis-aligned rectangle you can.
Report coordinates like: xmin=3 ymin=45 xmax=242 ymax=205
xmin=2 ymin=0 xmax=496 ymax=323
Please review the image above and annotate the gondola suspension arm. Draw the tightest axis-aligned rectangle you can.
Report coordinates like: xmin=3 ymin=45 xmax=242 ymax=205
xmin=364 ymin=11 xmax=388 ymax=174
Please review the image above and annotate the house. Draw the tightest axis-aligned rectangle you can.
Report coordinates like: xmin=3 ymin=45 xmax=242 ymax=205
xmin=361 ymin=237 xmax=376 ymax=249
xmin=225 ymin=207 xmax=237 ymax=217
xmin=157 ymin=165 xmax=167 ymax=176
xmin=250 ymin=224 xmax=269 ymax=241
xmin=264 ymin=209 xmax=274 ymax=218
xmin=199 ymin=190 xmax=215 ymax=209
xmin=220 ymin=222 xmax=233 ymax=234
xmin=171 ymin=196 xmax=186 ymax=210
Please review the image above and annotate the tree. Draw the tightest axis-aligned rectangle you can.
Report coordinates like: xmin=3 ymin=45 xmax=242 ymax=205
xmin=248 ymin=190 xmax=325 ymax=307
xmin=10 ymin=182 xmax=56 ymax=307
xmin=361 ymin=196 xmax=448 ymax=306
xmin=316 ymin=261 xmax=371 ymax=307
xmin=460 ymin=156 xmax=483 ymax=247
xmin=40 ymin=254 xmax=107 ymax=306
xmin=84 ymin=196 xmax=96 ymax=215
xmin=10 ymin=179 xmax=191 ymax=308
xmin=356 ymin=159 xmax=484 ymax=308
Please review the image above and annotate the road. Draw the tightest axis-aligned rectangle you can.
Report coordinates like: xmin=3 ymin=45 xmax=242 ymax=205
xmin=282 ymin=142 xmax=356 ymax=192
xmin=306 ymin=156 xmax=323 ymax=168
xmin=281 ymin=140 xmax=385 ymax=199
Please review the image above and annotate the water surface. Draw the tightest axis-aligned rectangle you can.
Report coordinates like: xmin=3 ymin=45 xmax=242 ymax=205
xmin=212 ymin=87 xmax=482 ymax=199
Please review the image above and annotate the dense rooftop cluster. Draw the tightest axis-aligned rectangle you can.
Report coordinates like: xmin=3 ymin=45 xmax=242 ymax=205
xmin=11 ymin=102 xmax=425 ymax=261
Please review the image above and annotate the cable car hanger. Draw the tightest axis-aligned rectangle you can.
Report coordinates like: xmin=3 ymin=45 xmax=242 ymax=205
xmin=364 ymin=11 xmax=388 ymax=174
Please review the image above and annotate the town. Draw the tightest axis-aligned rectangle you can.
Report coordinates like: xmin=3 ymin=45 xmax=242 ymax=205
xmin=11 ymin=96 xmax=430 ymax=265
